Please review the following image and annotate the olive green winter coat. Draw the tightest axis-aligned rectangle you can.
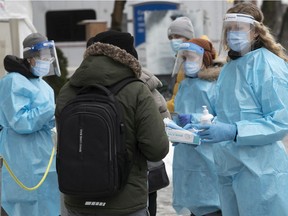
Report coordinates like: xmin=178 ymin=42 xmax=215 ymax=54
xmin=55 ymin=42 xmax=169 ymax=215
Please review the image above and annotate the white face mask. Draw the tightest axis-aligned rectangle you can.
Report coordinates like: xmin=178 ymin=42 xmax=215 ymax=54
xmin=227 ymin=30 xmax=251 ymax=52
xmin=31 ymin=59 xmax=51 ymax=77
xmin=184 ymin=61 xmax=201 ymax=78
xmin=170 ymin=39 xmax=184 ymax=53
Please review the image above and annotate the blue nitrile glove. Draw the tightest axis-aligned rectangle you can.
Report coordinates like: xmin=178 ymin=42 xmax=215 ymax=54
xmin=164 ymin=117 xmax=184 ymax=130
xmin=183 ymin=123 xmax=193 ymax=130
xmin=193 ymin=122 xmax=237 ymax=144
xmin=178 ymin=114 xmax=192 ymax=127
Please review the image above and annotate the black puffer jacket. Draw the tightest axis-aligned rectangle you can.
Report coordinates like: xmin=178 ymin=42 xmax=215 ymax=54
xmin=55 ymin=42 xmax=169 ymax=215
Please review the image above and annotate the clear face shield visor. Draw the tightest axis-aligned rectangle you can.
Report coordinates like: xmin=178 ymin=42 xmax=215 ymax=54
xmin=24 ymin=40 xmax=61 ymax=77
xmin=219 ymin=13 xmax=258 ymax=56
xmin=172 ymin=42 xmax=204 ymax=77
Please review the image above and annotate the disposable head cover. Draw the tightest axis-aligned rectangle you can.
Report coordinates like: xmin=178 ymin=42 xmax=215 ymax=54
xmin=172 ymin=42 xmax=204 ymax=77
xmin=23 ymin=40 xmax=61 ymax=77
xmin=220 ymin=13 xmax=258 ymax=56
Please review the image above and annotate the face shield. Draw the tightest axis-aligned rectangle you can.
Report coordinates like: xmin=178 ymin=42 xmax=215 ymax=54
xmin=172 ymin=42 xmax=204 ymax=77
xmin=24 ymin=40 xmax=61 ymax=77
xmin=219 ymin=13 xmax=258 ymax=56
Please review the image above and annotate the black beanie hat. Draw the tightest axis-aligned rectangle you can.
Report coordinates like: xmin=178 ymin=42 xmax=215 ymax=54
xmin=86 ymin=30 xmax=138 ymax=59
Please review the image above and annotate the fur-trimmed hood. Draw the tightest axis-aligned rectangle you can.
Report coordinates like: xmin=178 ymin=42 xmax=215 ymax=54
xmin=84 ymin=42 xmax=141 ymax=78
xmin=197 ymin=66 xmax=222 ymax=81
xmin=69 ymin=42 xmax=142 ymax=87
xmin=84 ymin=42 xmax=141 ymax=77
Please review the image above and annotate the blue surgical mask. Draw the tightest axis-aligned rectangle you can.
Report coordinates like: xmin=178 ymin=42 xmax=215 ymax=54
xmin=227 ymin=31 xmax=250 ymax=52
xmin=31 ymin=59 xmax=51 ymax=77
xmin=170 ymin=39 xmax=184 ymax=53
xmin=184 ymin=61 xmax=200 ymax=78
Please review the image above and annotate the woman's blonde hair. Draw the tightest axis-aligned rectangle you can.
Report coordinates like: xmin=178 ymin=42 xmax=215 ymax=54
xmin=225 ymin=2 xmax=288 ymax=61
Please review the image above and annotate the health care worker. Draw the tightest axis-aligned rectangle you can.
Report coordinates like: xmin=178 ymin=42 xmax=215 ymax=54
xmin=172 ymin=39 xmax=222 ymax=216
xmin=192 ymin=3 xmax=288 ymax=216
xmin=166 ymin=16 xmax=195 ymax=113
xmin=0 ymin=33 xmax=61 ymax=216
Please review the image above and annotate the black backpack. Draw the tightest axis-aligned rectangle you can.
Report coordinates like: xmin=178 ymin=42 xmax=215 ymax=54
xmin=56 ymin=77 xmax=140 ymax=198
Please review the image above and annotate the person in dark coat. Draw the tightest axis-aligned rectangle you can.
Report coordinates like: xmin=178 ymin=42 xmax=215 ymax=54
xmin=140 ymin=67 xmax=171 ymax=216
xmin=55 ymin=30 xmax=169 ymax=216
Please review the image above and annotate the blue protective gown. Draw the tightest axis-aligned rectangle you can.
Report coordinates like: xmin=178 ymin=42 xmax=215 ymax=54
xmin=214 ymin=48 xmax=288 ymax=216
xmin=173 ymin=77 xmax=221 ymax=215
xmin=0 ymin=73 xmax=60 ymax=216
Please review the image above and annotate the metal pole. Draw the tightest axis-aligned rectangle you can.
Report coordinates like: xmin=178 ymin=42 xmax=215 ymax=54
xmin=0 ymin=156 xmax=3 ymax=216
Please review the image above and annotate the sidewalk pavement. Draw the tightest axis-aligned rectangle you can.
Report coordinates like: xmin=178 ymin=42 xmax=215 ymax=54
xmin=156 ymin=183 xmax=176 ymax=216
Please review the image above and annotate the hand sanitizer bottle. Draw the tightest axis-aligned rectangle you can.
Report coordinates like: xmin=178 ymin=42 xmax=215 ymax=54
xmin=200 ymin=106 xmax=213 ymax=125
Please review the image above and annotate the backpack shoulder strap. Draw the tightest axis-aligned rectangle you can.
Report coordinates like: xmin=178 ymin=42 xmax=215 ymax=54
xmin=109 ymin=77 xmax=142 ymax=95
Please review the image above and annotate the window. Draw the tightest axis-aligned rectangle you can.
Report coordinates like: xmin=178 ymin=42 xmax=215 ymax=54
xmin=46 ymin=10 xmax=96 ymax=42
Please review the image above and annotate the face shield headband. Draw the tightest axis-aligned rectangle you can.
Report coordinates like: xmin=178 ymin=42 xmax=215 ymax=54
xmin=171 ymin=42 xmax=204 ymax=77
xmin=219 ymin=13 xmax=259 ymax=56
xmin=224 ymin=13 xmax=258 ymax=25
xmin=24 ymin=40 xmax=61 ymax=77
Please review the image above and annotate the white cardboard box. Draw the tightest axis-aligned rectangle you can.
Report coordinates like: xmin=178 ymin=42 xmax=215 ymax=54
xmin=165 ymin=128 xmax=200 ymax=145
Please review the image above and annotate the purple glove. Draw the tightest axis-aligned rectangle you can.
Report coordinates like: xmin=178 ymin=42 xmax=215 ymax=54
xmin=178 ymin=114 xmax=192 ymax=127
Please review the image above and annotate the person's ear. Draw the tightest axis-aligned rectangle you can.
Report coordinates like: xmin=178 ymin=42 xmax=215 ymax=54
xmin=252 ymin=28 xmax=259 ymax=39
xmin=252 ymin=29 xmax=259 ymax=39
xmin=27 ymin=58 xmax=35 ymax=66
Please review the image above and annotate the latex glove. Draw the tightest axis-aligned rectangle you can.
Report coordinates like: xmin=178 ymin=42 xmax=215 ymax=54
xmin=178 ymin=114 xmax=192 ymax=127
xmin=193 ymin=122 xmax=237 ymax=144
